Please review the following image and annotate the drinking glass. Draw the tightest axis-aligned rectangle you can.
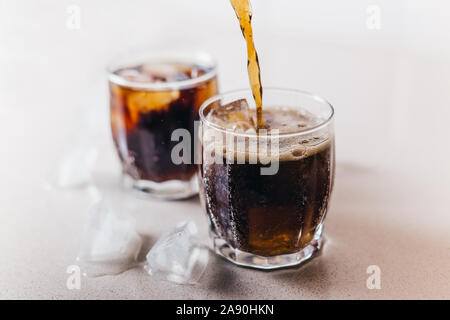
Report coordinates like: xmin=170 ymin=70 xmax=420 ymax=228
xmin=198 ymin=88 xmax=335 ymax=269
xmin=109 ymin=51 xmax=218 ymax=199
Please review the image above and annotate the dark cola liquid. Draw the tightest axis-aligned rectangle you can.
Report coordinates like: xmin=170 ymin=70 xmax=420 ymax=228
xmin=230 ymin=0 xmax=264 ymax=128
xmin=200 ymin=108 xmax=334 ymax=257
xmin=110 ymin=63 xmax=218 ymax=182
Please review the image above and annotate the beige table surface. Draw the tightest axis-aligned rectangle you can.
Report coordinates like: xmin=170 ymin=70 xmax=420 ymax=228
xmin=0 ymin=0 xmax=449 ymax=299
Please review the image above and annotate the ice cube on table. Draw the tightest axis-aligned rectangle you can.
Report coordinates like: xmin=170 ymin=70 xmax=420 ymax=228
xmin=145 ymin=221 xmax=209 ymax=285
xmin=77 ymin=200 xmax=142 ymax=277
xmin=52 ymin=143 xmax=98 ymax=188
xmin=206 ymin=98 xmax=256 ymax=132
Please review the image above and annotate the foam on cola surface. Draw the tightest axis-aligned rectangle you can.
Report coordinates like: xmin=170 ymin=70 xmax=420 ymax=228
xmin=203 ymin=100 xmax=331 ymax=163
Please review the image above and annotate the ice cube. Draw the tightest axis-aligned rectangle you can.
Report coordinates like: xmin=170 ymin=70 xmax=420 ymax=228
xmin=142 ymin=63 xmax=190 ymax=82
xmin=45 ymin=105 xmax=106 ymax=190
xmin=53 ymin=143 xmax=98 ymax=188
xmin=126 ymin=90 xmax=180 ymax=116
xmin=77 ymin=199 xmax=142 ymax=277
xmin=207 ymin=99 xmax=256 ymax=132
xmin=116 ymin=68 xmax=152 ymax=82
xmin=144 ymin=221 xmax=209 ymax=284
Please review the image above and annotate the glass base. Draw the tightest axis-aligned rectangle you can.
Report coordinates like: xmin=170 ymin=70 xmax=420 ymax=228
xmin=122 ymin=174 xmax=198 ymax=200
xmin=212 ymin=227 xmax=323 ymax=270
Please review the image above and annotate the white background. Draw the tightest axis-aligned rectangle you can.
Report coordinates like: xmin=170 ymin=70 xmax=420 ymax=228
xmin=0 ymin=0 xmax=449 ymax=299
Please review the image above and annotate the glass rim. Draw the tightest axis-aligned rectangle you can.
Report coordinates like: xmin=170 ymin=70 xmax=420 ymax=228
xmin=107 ymin=50 xmax=217 ymax=91
xmin=199 ymin=87 xmax=335 ymax=138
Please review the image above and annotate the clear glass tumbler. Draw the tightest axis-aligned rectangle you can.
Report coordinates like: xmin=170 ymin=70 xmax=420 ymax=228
xmin=109 ymin=51 xmax=218 ymax=199
xmin=198 ymin=88 xmax=335 ymax=269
